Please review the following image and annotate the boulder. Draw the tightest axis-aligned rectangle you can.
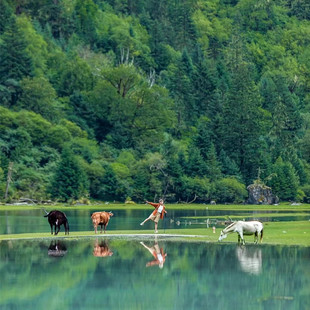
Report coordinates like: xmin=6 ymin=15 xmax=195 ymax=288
xmin=247 ymin=183 xmax=278 ymax=205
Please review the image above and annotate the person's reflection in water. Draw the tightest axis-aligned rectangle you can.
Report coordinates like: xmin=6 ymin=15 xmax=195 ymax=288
xmin=93 ymin=239 xmax=113 ymax=257
xmin=48 ymin=240 xmax=67 ymax=257
xmin=140 ymin=236 xmax=167 ymax=269
xmin=236 ymin=245 xmax=262 ymax=275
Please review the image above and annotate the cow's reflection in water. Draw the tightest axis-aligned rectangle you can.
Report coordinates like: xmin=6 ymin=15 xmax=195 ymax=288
xmin=236 ymin=246 xmax=262 ymax=275
xmin=93 ymin=239 xmax=113 ymax=257
xmin=48 ymin=240 xmax=67 ymax=257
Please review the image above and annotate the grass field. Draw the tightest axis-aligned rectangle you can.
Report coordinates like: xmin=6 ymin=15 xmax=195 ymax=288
xmin=2 ymin=201 xmax=310 ymax=211
xmin=0 ymin=203 xmax=309 ymax=246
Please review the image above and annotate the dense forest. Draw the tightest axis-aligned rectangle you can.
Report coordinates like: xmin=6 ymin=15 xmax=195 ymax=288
xmin=0 ymin=0 xmax=310 ymax=204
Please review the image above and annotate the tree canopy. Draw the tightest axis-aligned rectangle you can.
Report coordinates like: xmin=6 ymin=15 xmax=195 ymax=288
xmin=1 ymin=0 xmax=310 ymax=203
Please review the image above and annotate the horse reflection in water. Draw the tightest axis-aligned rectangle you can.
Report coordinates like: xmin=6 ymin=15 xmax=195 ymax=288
xmin=48 ymin=240 xmax=67 ymax=257
xmin=236 ymin=246 xmax=262 ymax=275
xmin=140 ymin=236 xmax=167 ymax=269
xmin=93 ymin=239 xmax=113 ymax=257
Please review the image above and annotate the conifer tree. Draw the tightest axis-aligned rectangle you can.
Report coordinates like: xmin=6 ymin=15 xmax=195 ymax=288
xmin=0 ymin=0 xmax=14 ymax=35
xmin=0 ymin=20 xmax=33 ymax=106
xmin=269 ymin=75 xmax=302 ymax=161
xmin=98 ymin=164 xmax=121 ymax=201
xmin=268 ymin=157 xmax=299 ymax=201
xmin=220 ymin=62 xmax=265 ymax=184
xmin=50 ymin=148 xmax=89 ymax=201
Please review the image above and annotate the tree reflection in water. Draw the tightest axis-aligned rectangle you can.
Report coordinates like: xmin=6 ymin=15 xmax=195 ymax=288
xmin=0 ymin=239 xmax=309 ymax=310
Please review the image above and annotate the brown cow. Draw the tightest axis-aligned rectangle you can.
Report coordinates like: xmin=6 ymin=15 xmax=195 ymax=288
xmin=91 ymin=211 xmax=114 ymax=234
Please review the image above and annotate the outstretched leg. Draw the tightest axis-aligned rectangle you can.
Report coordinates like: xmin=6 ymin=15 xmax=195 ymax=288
xmin=140 ymin=216 xmax=151 ymax=226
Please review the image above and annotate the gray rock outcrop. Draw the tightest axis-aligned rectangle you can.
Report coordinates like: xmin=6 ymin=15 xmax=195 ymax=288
xmin=247 ymin=183 xmax=278 ymax=205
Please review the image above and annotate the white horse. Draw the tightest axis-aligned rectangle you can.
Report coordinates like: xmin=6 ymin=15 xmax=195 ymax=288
xmin=218 ymin=221 xmax=263 ymax=245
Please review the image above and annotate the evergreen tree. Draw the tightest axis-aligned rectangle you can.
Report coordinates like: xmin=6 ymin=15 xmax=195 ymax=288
xmin=205 ymin=143 xmax=222 ymax=181
xmin=268 ymin=157 xmax=299 ymax=201
xmin=0 ymin=20 xmax=33 ymax=106
xmin=191 ymin=46 xmax=219 ymax=118
xmin=220 ymin=62 xmax=265 ymax=184
xmin=259 ymin=75 xmax=278 ymax=111
xmin=192 ymin=117 xmax=222 ymax=180
xmin=163 ymin=48 xmax=196 ymax=134
xmin=75 ymin=0 xmax=98 ymax=45
xmin=219 ymin=149 xmax=241 ymax=178
xmin=17 ymin=77 xmax=60 ymax=122
xmin=50 ymin=148 xmax=89 ymax=201
xmin=194 ymin=116 xmax=213 ymax=158
xmin=0 ymin=128 xmax=32 ymax=163
xmin=68 ymin=91 xmax=96 ymax=138
xmin=186 ymin=145 xmax=208 ymax=178
xmin=98 ymin=164 xmax=122 ymax=201
xmin=0 ymin=0 xmax=14 ymax=35
xmin=269 ymin=75 xmax=302 ymax=161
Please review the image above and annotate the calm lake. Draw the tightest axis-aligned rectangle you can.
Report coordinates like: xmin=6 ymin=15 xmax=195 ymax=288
xmin=0 ymin=238 xmax=309 ymax=310
xmin=1 ymin=208 xmax=309 ymax=234
xmin=0 ymin=207 xmax=309 ymax=310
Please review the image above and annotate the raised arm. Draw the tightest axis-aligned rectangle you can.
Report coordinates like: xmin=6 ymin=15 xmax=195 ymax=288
xmin=145 ymin=201 xmax=159 ymax=208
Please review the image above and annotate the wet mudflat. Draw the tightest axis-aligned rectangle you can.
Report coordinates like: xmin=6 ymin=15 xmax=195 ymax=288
xmin=0 ymin=238 xmax=309 ymax=310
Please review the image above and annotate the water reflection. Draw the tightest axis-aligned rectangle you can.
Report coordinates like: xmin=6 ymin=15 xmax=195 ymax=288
xmin=48 ymin=240 xmax=67 ymax=257
xmin=93 ymin=239 xmax=113 ymax=257
xmin=140 ymin=236 xmax=167 ymax=268
xmin=236 ymin=245 xmax=262 ymax=275
xmin=0 ymin=239 xmax=309 ymax=310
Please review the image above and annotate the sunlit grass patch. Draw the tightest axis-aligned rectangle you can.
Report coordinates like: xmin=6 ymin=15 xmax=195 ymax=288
xmin=0 ymin=221 xmax=309 ymax=246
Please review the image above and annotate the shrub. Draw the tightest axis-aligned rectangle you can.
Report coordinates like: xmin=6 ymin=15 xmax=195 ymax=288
xmin=213 ymin=177 xmax=247 ymax=203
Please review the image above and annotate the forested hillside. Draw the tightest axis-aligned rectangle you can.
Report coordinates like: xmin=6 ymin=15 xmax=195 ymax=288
xmin=1 ymin=0 xmax=310 ymax=203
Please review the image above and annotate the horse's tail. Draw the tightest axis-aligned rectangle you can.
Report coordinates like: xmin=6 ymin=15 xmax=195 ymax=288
xmin=260 ymin=228 xmax=264 ymax=243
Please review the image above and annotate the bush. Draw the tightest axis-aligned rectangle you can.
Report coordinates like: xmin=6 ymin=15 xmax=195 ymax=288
xmin=180 ymin=176 xmax=211 ymax=202
xmin=212 ymin=177 xmax=247 ymax=203
xmin=300 ymin=185 xmax=310 ymax=203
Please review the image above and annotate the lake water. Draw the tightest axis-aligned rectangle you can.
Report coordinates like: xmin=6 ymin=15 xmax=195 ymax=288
xmin=0 ymin=208 xmax=309 ymax=234
xmin=0 ymin=237 xmax=309 ymax=310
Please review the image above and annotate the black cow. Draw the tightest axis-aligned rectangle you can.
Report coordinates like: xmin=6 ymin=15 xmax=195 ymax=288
xmin=44 ymin=210 xmax=69 ymax=235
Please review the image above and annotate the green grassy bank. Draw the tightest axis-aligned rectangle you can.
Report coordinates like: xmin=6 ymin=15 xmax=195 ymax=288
xmin=1 ymin=202 xmax=310 ymax=211
xmin=0 ymin=203 xmax=309 ymax=246
xmin=0 ymin=222 xmax=308 ymax=246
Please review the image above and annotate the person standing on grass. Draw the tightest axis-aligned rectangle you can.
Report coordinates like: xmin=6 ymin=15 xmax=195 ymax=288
xmin=140 ymin=199 xmax=167 ymax=233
